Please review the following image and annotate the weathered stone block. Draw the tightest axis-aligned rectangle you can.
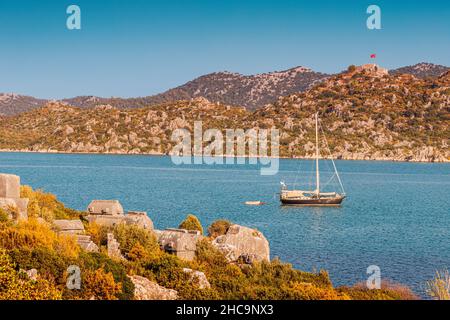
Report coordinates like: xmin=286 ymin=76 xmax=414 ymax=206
xmin=86 ymin=214 xmax=126 ymax=227
xmin=77 ymin=235 xmax=99 ymax=253
xmin=0 ymin=197 xmax=29 ymax=220
xmin=107 ymin=233 xmax=125 ymax=260
xmin=156 ymin=228 xmax=202 ymax=261
xmin=125 ymin=211 xmax=154 ymax=231
xmin=53 ymin=219 xmax=85 ymax=235
xmin=0 ymin=174 xmax=20 ymax=198
xmin=87 ymin=200 xmax=124 ymax=216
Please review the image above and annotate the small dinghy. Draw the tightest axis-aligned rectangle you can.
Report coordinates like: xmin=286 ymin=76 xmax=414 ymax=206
xmin=245 ymin=201 xmax=265 ymax=206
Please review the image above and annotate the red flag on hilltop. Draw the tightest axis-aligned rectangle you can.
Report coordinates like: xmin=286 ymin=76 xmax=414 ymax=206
xmin=370 ymin=54 xmax=376 ymax=59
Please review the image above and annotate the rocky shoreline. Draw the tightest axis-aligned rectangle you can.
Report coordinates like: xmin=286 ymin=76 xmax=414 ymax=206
xmin=0 ymin=149 xmax=448 ymax=163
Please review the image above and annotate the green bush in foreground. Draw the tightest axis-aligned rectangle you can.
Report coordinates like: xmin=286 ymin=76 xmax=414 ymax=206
xmin=0 ymin=208 xmax=9 ymax=223
xmin=0 ymin=248 xmax=62 ymax=300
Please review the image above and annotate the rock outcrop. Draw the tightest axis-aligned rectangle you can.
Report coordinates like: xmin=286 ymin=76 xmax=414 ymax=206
xmin=213 ymin=224 xmax=270 ymax=263
xmin=129 ymin=275 xmax=178 ymax=300
xmin=183 ymin=268 xmax=211 ymax=289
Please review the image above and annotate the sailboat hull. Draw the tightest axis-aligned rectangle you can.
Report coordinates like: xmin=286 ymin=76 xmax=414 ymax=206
xmin=280 ymin=196 xmax=345 ymax=206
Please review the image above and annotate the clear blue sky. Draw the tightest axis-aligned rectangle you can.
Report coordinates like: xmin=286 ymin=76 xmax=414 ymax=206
xmin=0 ymin=0 xmax=449 ymax=99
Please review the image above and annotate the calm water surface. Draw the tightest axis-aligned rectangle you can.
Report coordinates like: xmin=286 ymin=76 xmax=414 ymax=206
xmin=0 ymin=152 xmax=449 ymax=297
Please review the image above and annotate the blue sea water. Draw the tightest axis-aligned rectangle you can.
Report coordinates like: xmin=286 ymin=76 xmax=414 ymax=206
xmin=0 ymin=152 xmax=449 ymax=297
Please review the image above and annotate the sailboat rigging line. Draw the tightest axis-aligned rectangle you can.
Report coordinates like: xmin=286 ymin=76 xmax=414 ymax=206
xmin=292 ymin=155 xmax=303 ymax=188
xmin=308 ymin=158 xmax=314 ymax=190
xmin=322 ymin=173 xmax=337 ymax=189
xmin=321 ymin=152 xmax=338 ymax=190
xmin=319 ymin=120 xmax=346 ymax=195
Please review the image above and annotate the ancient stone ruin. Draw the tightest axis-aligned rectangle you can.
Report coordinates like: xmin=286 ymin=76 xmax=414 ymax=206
xmin=52 ymin=219 xmax=99 ymax=253
xmin=86 ymin=200 xmax=153 ymax=231
xmin=0 ymin=173 xmax=29 ymax=220
xmin=107 ymin=232 xmax=125 ymax=260
xmin=0 ymin=173 xmax=273 ymax=273
xmin=213 ymin=224 xmax=270 ymax=263
xmin=53 ymin=219 xmax=85 ymax=235
xmin=352 ymin=64 xmax=389 ymax=77
xmin=125 ymin=211 xmax=154 ymax=230
xmin=88 ymin=200 xmax=124 ymax=216
xmin=76 ymin=235 xmax=100 ymax=252
xmin=155 ymin=228 xmax=202 ymax=261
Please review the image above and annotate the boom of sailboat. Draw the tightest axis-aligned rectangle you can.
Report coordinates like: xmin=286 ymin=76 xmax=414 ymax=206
xmin=280 ymin=112 xmax=346 ymax=206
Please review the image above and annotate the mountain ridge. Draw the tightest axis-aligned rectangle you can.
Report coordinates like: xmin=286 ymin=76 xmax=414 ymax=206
xmin=1 ymin=62 xmax=449 ymax=116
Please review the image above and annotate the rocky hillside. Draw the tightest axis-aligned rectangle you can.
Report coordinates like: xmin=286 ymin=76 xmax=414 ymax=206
xmin=0 ymin=64 xmax=448 ymax=162
xmin=258 ymin=65 xmax=450 ymax=162
xmin=0 ymin=98 xmax=249 ymax=155
xmin=390 ymin=63 xmax=449 ymax=79
xmin=63 ymin=67 xmax=329 ymax=110
xmin=0 ymin=93 xmax=47 ymax=116
xmin=146 ymin=67 xmax=329 ymax=110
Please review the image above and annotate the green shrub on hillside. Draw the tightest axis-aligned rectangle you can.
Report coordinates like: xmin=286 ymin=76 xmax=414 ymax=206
xmin=9 ymin=247 xmax=75 ymax=286
xmin=207 ymin=220 xmax=231 ymax=238
xmin=0 ymin=249 xmax=62 ymax=300
xmin=0 ymin=208 xmax=9 ymax=223
xmin=77 ymin=252 xmax=135 ymax=300
xmin=112 ymin=223 xmax=159 ymax=259
xmin=179 ymin=214 xmax=203 ymax=235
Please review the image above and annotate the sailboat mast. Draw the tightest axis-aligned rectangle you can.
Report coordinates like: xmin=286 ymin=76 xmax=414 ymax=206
xmin=315 ymin=112 xmax=320 ymax=195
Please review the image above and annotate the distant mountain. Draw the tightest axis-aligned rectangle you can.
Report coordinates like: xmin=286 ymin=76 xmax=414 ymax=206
xmin=62 ymin=66 xmax=329 ymax=110
xmin=390 ymin=62 xmax=449 ymax=79
xmin=0 ymin=93 xmax=47 ymax=116
xmin=1 ymin=66 xmax=329 ymax=115
xmin=1 ymin=64 xmax=448 ymax=162
xmin=1 ymin=62 xmax=449 ymax=116
xmin=147 ymin=66 xmax=330 ymax=110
